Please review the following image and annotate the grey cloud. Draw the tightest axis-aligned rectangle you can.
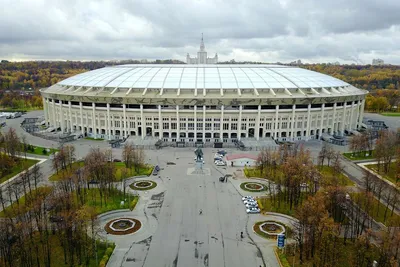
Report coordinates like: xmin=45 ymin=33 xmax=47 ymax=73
xmin=0 ymin=0 xmax=400 ymax=64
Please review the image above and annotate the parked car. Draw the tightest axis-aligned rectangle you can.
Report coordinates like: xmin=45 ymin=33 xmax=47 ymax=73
xmin=245 ymin=203 xmax=258 ymax=208
xmin=243 ymin=199 xmax=257 ymax=205
xmin=215 ymin=161 xmax=226 ymax=166
xmin=217 ymin=150 xmax=227 ymax=156
xmin=113 ymin=159 xmax=122 ymax=162
xmin=242 ymin=196 xmax=255 ymax=201
xmin=246 ymin=207 xmax=260 ymax=214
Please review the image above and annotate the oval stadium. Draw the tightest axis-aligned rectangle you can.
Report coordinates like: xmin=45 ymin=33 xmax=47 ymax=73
xmin=40 ymin=64 xmax=367 ymax=145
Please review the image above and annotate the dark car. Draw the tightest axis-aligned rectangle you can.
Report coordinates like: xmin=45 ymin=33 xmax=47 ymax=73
xmin=113 ymin=159 xmax=122 ymax=162
xmin=153 ymin=165 xmax=160 ymax=176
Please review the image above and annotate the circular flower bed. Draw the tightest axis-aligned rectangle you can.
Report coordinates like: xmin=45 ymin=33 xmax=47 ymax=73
xmin=253 ymin=221 xmax=291 ymax=239
xmin=240 ymin=182 xmax=267 ymax=192
xmin=105 ymin=218 xmax=142 ymax=235
xmin=130 ymin=180 xmax=157 ymax=191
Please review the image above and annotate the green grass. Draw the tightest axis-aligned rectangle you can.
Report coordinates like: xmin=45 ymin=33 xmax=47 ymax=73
xmin=49 ymin=161 xmax=84 ymax=181
xmin=343 ymin=150 xmax=375 ymax=160
xmin=319 ymin=165 xmax=355 ymax=186
xmin=0 ymin=186 xmax=53 ymax=217
xmin=257 ymin=193 xmax=309 ymax=218
xmin=78 ymin=188 xmax=139 ymax=215
xmin=350 ymin=192 xmax=400 ymax=226
xmin=84 ymin=137 xmax=104 ymax=141
xmin=0 ymin=158 xmax=39 ymax=184
xmin=381 ymin=112 xmax=400 ymax=117
xmin=49 ymin=161 xmax=153 ymax=182
xmin=364 ymin=162 xmax=399 ymax=184
xmin=24 ymin=146 xmax=58 ymax=156
xmin=0 ymin=232 xmax=114 ymax=267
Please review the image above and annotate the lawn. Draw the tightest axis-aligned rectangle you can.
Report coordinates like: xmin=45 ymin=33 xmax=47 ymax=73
xmin=343 ymin=150 xmax=375 ymax=161
xmin=257 ymin=192 xmax=309 ymax=218
xmin=25 ymin=146 xmax=58 ymax=156
xmin=319 ymin=165 xmax=355 ymax=186
xmin=350 ymin=192 xmax=400 ymax=226
xmin=364 ymin=162 xmax=399 ymax=184
xmin=0 ymin=186 xmax=53 ymax=217
xmin=381 ymin=112 xmax=400 ymax=117
xmin=49 ymin=161 xmax=153 ymax=182
xmin=0 ymin=158 xmax=39 ymax=184
xmin=279 ymin=238 xmax=381 ymax=267
xmin=0 ymin=233 xmax=114 ymax=267
xmin=244 ymin=166 xmax=284 ymax=183
xmin=77 ymin=188 xmax=139 ymax=215
xmin=85 ymin=137 xmax=104 ymax=141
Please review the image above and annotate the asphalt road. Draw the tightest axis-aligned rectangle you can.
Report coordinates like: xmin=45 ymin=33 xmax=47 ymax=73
xmin=106 ymin=148 xmax=272 ymax=267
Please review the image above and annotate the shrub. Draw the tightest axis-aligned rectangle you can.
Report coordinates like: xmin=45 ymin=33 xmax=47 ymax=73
xmin=130 ymin=197 xmax=139 ymax=211
xmin=42 ymin=148 xmax=47 ymax=155
xmin=99 ymin=254 xmax=109 ymax=267
xmin=105 ymin=247 xmax=113 ymax=257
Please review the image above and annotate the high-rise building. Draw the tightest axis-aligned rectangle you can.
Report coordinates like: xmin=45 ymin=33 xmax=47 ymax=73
xmin=186 ymin=34 xmax=218 ymax=64
xmin=372 ymin=59 xmax=384 ymax=65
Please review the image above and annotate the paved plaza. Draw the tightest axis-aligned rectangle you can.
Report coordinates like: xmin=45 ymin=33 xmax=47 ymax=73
xmin=2 ymin=110 xmax=398 ymax=267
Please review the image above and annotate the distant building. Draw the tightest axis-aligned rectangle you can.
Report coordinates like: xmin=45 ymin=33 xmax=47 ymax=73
xmin=372 ymin=59 xmax=384 ymax=65
xmin=186 ymin=34 xmax=218 ymax=64
xmin=289 ymin=59 xmax=302 ymax=65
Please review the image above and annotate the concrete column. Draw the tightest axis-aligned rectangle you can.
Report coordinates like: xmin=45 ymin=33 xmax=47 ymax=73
xmin=319 ymin=103 xmax=325 ymax=140
xmin=158 ymin=105 xmax=162 ymax=139
xmin=332 ymin=102 xmax=337 ymax=134
xmin=349 ymin=101 xmax=355 ymax=130
xmin=274 ymin=105 xmax=279 ymax=139
xmin=68 ymin=101 xmax=72 ymax=132
xmin=43 ymin=98 xmax=48 ymax=125
xmin=194 ymin=105 xmax=197 ymax=141
xmin=256 ymin=105 xmax=261 ymax=140
xmin=107 ymin=103 xmax=111 ymax=138
xmin=203 ymin=105 xmax=206 ymax=142
xmin=91 ymin=103 xmax=96 ymax=138
xmin=238 ymin=105 xmax=243 ymax=141
xmin=80 ymin=102 xmax=84 ymax=134
xmin=291 ymin=104 xmax=296 ymax=141
xmin=60 ymin=102 xmax=65 ymax=133
xmin=306 ymin=104 xmax=311 ymax=140
xmin=123 ymin=104 xmax=127 ymax=138
xmin=140 ymin=104 xmax=144 ymax=140
xmin=176 ymin=105 xmax=180 ymax=140
xmin=220 ymin=105 xmax=224 ymax=142
xmin=341 ymin=103 xmax=347 ymax=135
xmin=357 ymin=100 xmax=365 ymax=129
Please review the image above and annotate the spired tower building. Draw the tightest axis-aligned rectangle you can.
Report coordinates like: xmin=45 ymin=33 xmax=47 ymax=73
xmin=186 ymin=34 xmax=218 ymax=64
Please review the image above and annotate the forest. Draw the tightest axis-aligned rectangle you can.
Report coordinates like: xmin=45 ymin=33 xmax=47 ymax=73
xmin=0 ymin=61 xmax=399 ymax=111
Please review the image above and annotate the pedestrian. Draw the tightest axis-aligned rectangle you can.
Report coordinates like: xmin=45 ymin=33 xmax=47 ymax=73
xmin=240 ymin=232 xmax=243 ymax=239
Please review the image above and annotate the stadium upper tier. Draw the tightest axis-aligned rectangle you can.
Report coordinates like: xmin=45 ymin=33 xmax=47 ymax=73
xmin=43 ymin=64 xmax=364 ymax=99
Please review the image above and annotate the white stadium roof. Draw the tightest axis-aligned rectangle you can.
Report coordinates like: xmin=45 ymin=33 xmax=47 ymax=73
xmin=57 ymin=64 xmax=349 ymax=90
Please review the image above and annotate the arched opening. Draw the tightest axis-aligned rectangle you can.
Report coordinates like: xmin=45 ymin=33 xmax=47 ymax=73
xmin=180 ymin=132 xmax=186 ymax=138
xmin=130 ymin=131 xmax=136 ymax=136
xmin=248 ymin=128 xmax=255 ymax=138
xmin=259 ymin=128 xmax=263 ymax=138
xmin=163 ymin=132 xmax=169 ymax=138
xmin=223 ymin=133 xmax=229 ymax=139
xmin=205 ymin=132 xmax=212 ymax=138
xmin=171 ymin=132 xmax=177 ymax=138
xmin=188 ymin=132 xmax=194 ymax=138
xmin=146 ymin=127 xmax=152 ymax=136
xmin=196 ymin=132 xmax=203 ymax=138
xmin=231 ymin=133 xmax=237 ymax=139
xmin=138 ymin=127 xmax=142 ymax=136
xmin=213 ymin=133 xmax=220 ymax=138
xmin=297 ymin=131 xmax=301 ymax=137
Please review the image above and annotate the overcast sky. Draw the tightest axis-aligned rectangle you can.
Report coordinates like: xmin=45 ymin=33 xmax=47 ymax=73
xmin=1 ymin=0 xmax=400 ymax=64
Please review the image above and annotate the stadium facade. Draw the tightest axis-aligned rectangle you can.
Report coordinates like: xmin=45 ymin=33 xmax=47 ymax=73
xmin=40 ymin=63 xmax=367 ymax=144
xmin=40 ymin=41 xmax=367 ymax=144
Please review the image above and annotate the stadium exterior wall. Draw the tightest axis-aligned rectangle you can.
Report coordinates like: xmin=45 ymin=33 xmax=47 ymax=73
xmin=40 ymin=92 xmax=366 ymax=143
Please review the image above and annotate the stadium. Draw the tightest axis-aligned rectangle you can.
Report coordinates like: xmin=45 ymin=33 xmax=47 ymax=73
xmin=40 ymin=63 xmax=367 ymax=146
